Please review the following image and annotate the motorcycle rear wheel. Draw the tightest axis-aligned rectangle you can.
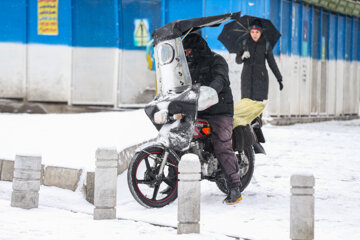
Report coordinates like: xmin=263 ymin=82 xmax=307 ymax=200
xmin=215 ymin=146 xmax=255 ymax=194
xmin=127 ymin=146 xmax=179 ymax=208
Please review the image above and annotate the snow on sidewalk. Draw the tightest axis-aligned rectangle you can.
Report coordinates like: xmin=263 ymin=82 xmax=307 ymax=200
xmin=0 ymin=198 xmax=234 ymax=240
xmin=0 ymin=111 xmax=360 ymax=239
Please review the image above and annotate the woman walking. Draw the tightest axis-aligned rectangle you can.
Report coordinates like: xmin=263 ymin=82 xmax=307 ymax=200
xmin=236 ymin=19 xmax=283 ymax=101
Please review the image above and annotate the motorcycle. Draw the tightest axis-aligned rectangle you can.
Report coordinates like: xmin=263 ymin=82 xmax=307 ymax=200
xmin=127 ymin=12 xmax=266 ymax=208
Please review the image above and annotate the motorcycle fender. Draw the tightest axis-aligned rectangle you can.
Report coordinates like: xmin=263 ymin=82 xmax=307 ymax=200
xmin=253 ymin=142 xmax=266 ymax=155
xmin=253 ymin=126 xmax=265 ymax=143
xmin=232 ymin=125 xmax=256 ymax=152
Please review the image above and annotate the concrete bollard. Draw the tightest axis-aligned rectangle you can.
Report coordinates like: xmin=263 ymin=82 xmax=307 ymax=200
xmin=11 ymin=155 xmax=42 ymax=209
xmin=94 ymin=148 xmax=118 ymax=220
xmin=290 ymin=174 xmax=315 ymax=240
xmin=177 ymin=153 xmax=201 ymax=234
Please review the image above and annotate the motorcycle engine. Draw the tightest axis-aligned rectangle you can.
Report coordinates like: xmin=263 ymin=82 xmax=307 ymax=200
xmin=189 ymin=141 xmax=218 ymax=177
xmin=206 ymin=154 xmax=218 ymax=176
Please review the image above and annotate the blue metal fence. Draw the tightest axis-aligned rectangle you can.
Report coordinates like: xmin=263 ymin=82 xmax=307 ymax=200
xmin=337 ymin=14 xmax=345 ymax=60
xmin=0 ymin=0 xmax=27 ymax=43
xmin=164 ymin=0 xmax=203 ymax=23
xmin=302 ymin=3 xmax=311 ymax=57
xmin=329 ymin=13 xmax=337 ymax=60
xmin=312 ymin=7 xmax=320 ymax=59
xmin=0 ymin=0 xmax=359 ymax=60
xmin=281 ymin=0 xmax=292 ymax=56
xmin=28 ymin=0 xmax=72 ymax=45
xmin=120 ymin=0 xmax=161 ymax=50
xmin=72 ymin=0 xmax=118 ymax=48
xmin=345 ymin=16 xmax=352 ymax=61
xmin=354 ymin=18 xmax=359 ymax=61
xmin=269 ymin=0 xmax=281 ymax=55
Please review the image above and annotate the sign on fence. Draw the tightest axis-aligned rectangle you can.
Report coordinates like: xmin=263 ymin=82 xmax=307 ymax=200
xmin=38 ymin=0 xmax=58 ymax=35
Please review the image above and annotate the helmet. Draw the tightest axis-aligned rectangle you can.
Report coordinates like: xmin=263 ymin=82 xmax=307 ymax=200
xmin=183 ymin=32 xmax=211 ymax=63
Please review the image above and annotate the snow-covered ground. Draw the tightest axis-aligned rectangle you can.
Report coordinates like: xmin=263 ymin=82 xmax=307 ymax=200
xmin=0 ymin=110 xmax=359 ymax=240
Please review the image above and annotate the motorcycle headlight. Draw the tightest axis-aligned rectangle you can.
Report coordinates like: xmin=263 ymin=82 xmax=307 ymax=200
xmin=158 ymin=43 xmax=175 ymax=65
xmin=154 ymin=110 xmax=169 ymax=124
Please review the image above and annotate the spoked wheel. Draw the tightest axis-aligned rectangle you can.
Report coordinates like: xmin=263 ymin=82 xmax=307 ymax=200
xmin=216 ymin=146 xmax=255 ymax=194
xmin=127 ymin=146 xmax=179 ymax=208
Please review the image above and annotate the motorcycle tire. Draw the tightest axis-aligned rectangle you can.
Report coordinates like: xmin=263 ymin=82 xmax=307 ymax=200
xmin=215 ymin=146 xmax=255 ymax=194
xmin=127 ymin=146 xmax=179 ymax=208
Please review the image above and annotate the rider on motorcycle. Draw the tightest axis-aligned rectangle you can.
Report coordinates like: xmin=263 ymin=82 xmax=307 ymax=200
xmin=183 ymin=32 xmax=242 ymax=205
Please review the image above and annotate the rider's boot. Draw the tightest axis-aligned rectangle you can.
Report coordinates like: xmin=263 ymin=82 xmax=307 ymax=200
xmin=224 ymin=186 xmax=242 ymax=205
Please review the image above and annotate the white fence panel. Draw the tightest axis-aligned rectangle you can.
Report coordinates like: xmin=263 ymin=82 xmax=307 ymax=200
xmin=299 ymin=57 xmax=312 ymax=115
xmin=27 ymin=44 xmax=70 ymax=102
xmin=117 ymin=50 xmax=155 ymax=106
xmin=279 ymin=55 xmax=292 ymax=116
xmin=290 ymin=56 xmax=301 ymax=115
xmin=0 ymin=43 xmax=26 ymax=98
xmin=357 ymin=61 xmax=360 ymax=113
xmin=327 ymin=59 xmax=337 ymax=115
xmin=335 ymin=60 xmax=345 ymax=115
xmin=267 ymin=55 xmax=281 ymax=116
xmin=310 ymin=59 xmax=321 ymax=115
xmin=71 ymin=47 xmax=117 ymax=105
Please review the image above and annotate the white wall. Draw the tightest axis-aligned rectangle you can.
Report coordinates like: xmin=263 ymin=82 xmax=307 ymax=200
xmin=71 ymin=47 xmax=118 ymax=105
xmin=327 ymin=59 xmax=337 ymax=115
xmin=335 ymin=60 xmax=345 ymax=115
xmin=0 ymin=43 xmax=26 ymax=98
xmin=310 ymin=59 xmax=321 ymax=114
xmin=267 ymin=54 xmax=292 ymax=116
xmin=117 ymin=50 xmax=156 ymax=106
xmin=357 ymin=61 xmax=360 ymax=113
xmin=350 ymin=61 xmax=359 ymax=114
xmin=299 ymin=57 xmax=312 ymax=115
xmin=27 ymin=44 xmax=71 ymax=102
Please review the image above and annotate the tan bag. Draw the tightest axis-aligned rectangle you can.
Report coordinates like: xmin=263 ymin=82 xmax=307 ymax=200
xmin=233 ymin=98 xmax=268 ymax=127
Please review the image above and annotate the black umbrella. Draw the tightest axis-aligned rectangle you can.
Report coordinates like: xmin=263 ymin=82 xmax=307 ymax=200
xmin=218 ymin=15 xmax=281 ymax=53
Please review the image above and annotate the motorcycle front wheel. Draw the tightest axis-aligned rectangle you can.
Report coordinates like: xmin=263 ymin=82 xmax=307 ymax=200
xmin=127 ymin=146 xmax=179 ymax=208
xmin=215 ymin=146 xmax=255 ymax=194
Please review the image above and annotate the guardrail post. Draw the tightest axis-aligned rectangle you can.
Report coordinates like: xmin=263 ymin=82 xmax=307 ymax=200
xmin=290 ymin=174 xmax=315 ymax=240
xmin=177 ymin=153 xmax=201 ymax=234
xmin=94 ymin=148 xmax=118 ymax=220
xmin=11 ymin=155 xmax=42 ymax=209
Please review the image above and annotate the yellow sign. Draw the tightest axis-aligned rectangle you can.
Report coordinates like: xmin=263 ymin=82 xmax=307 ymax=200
xmin=38 ymin=0 xmax=58 ymax=35
xmin=134 ymin=19 xmax=150 ymax=47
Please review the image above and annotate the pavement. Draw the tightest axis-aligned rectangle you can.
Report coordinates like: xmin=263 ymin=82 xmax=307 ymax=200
xmin=0 ymin=99 xmax=125 ymax=114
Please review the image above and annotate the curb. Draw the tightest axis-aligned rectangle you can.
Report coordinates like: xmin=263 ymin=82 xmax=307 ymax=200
xmin=0 ymin=159 xmax=82 ymax=191
xmin=268 ymin=114 xmax=359 ymax=125
xmin=0 ymin=139 xmax=155 ymax=204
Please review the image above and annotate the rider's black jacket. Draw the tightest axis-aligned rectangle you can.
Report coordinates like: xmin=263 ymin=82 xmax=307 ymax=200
xmin=185 ymin=34 xmax=234 ymax=118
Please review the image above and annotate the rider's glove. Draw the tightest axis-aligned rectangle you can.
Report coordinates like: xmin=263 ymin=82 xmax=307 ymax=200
xmin=198 ymin=86 xmax=219 ymax=111
xmin=241 ymin=51 xmax=250 ymax=60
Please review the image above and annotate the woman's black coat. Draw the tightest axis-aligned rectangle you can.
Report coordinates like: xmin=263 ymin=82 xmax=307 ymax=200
xmin=236 ymin=35 xmax=282 ymax=101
